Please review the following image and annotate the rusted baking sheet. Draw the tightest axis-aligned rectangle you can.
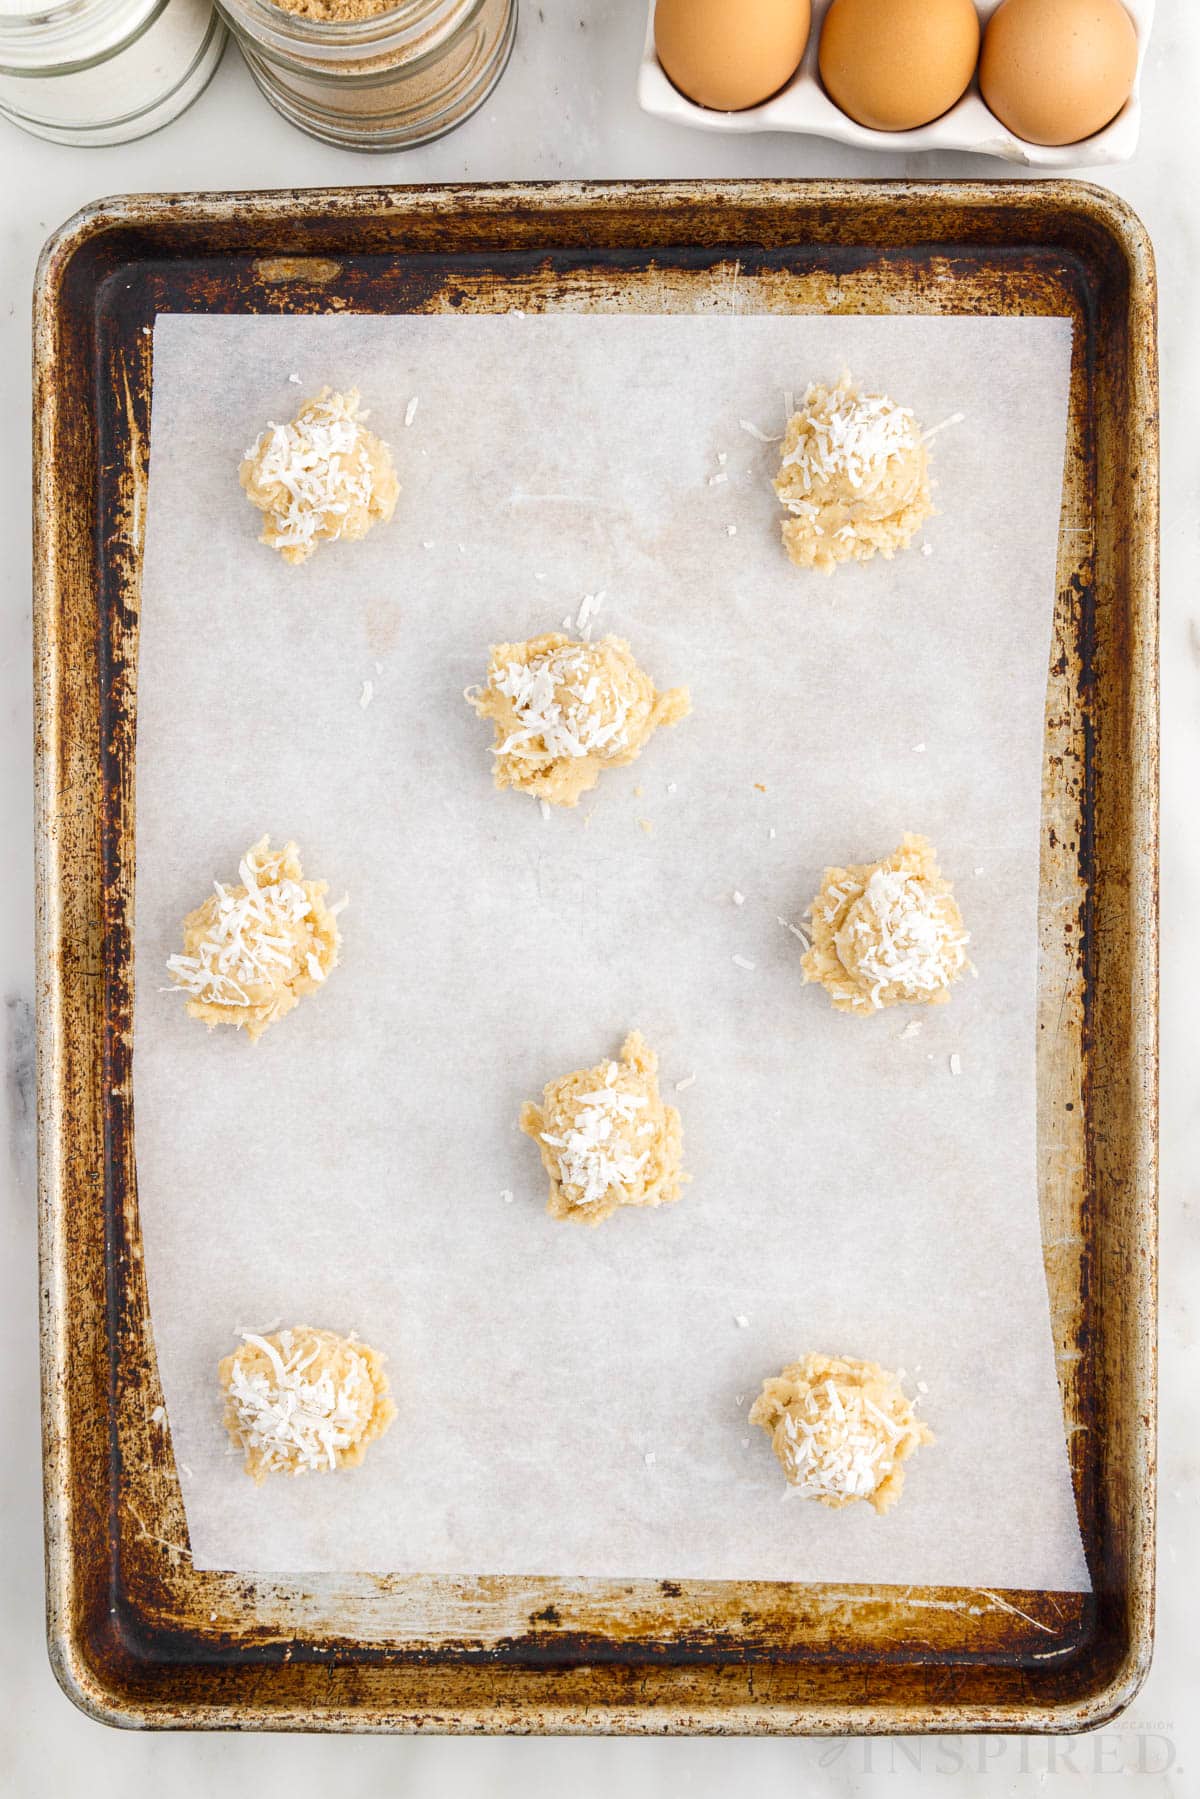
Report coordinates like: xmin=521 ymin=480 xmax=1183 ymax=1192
xmin=33 ymin=180 xmax=1158 ymax=1734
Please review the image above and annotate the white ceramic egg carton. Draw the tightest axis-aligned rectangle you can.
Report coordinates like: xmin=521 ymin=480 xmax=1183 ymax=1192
xmin=637 ymin=0 xmax=1154 ymax=169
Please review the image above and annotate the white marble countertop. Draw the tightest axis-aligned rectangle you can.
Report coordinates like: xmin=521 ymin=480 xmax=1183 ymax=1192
xmin=0 ymin=4 xmax=1191 ymax=1793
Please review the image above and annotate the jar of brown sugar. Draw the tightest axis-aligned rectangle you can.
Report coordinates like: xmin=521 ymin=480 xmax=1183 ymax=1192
xmin=217 ymin=0 xmax=515 ymax=149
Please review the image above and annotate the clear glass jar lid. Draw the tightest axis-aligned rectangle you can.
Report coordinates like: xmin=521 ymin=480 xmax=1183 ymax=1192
xmin=0 ymin=0 xmax=164 ymax=72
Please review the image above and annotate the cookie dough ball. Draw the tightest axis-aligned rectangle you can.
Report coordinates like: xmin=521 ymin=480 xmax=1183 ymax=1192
xmin=520 ymin=1030 xmax=687 ymax=1225
xmin=165 ymin=836 xmax=343 ymax=1042
xmin=220 ymin=1326 xmax=395 ymax=1482
xmin=750 ymin=1352 xmax=932 ymax=1512
xmin=468 ymin=632 xmax=691 ymax=808
xmin=801 ymin=832 xmax=969 ymax=1013
xmin=773 ymin=375 xmax=932 ymax=573
xmin=240 ymin=386 xmax=399 ymax=565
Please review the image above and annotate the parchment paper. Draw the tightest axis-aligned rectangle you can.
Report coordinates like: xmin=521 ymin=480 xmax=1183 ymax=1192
xmin=134 ymin=311 xmax=1088 ymax=1589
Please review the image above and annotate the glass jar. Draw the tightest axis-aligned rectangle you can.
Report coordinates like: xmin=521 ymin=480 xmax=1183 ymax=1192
xmin=217 ymin=0 xmax=515 ymax=151
xmin=0 ymin=0 xmax=226 ymax=145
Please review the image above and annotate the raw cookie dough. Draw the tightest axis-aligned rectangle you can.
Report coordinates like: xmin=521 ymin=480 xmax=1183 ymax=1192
xmin=239 ymin=386 xmax=399 ymax=565
xmin=801 ymin=832 xmax=970 ymax=1014
xmin=750 ymin=1352 xmax=933 ymax=1513
xmin=773 ymin=375 xmax=933 ymax=573
xmin=468 ymin=632 xmax=691 ymax=807
xmin=519 ymin=1030 xmax=687 ymax=1225
xmin=165 ymin=836 xmax=343 ymax=1042
xmin=220 ymin=1326 xmax=396 ymax=1482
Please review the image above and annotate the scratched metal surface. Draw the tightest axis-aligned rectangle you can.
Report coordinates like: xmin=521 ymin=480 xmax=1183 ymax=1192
xmin=32 ymin=181 xmax=1158 ymax=1733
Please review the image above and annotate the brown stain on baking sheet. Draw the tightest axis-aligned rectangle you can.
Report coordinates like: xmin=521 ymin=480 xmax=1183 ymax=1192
xmin=33 ymin=181 xmax=1157 ymax=1734
xmin=254 ymin=257 xmax=343 ymax=285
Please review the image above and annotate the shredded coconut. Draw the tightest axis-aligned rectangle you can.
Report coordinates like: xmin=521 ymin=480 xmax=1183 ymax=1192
xmin=164 ymin=842 xmax=316 ymax=1011
xmin=779 ymin=381 xmax=919 ymax=500
xmin=575 ymin=589 xmax=605 ymax=635
xmin=541 ymin=1067 xmax=651 ymax=1209
xmin=243 ymin=388 xmax=384 ymax=559
xmin=493 ymin=643 xmax=632 ymax=762
xmin=778 ymin=1386 xmax=898 ymax=1503
xmin=740 ymin=418 xmax=783 ymax=444
xmin=225 ymin=1330 xmax=370 ymax=1477
xmin=778 ymin=915 xmax=810 ymax=949
xmin=922 ymin=410 xmax=965 ymax=444
xmin=842 ymin=866 xmax=969 ymax=1008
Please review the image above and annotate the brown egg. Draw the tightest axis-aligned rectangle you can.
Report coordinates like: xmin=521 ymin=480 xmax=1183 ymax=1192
xmin=980 ymin=0 xmax=1138 ymax=146
xmin=818 ymin=0 xmax=980 ymax=132
xmin=655 ymin=0 xmax=811 ymax=113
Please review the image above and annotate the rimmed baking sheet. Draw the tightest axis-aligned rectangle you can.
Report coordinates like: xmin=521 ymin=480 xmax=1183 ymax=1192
xmin=34 ymin=181 xmax=1157 ymax=1733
